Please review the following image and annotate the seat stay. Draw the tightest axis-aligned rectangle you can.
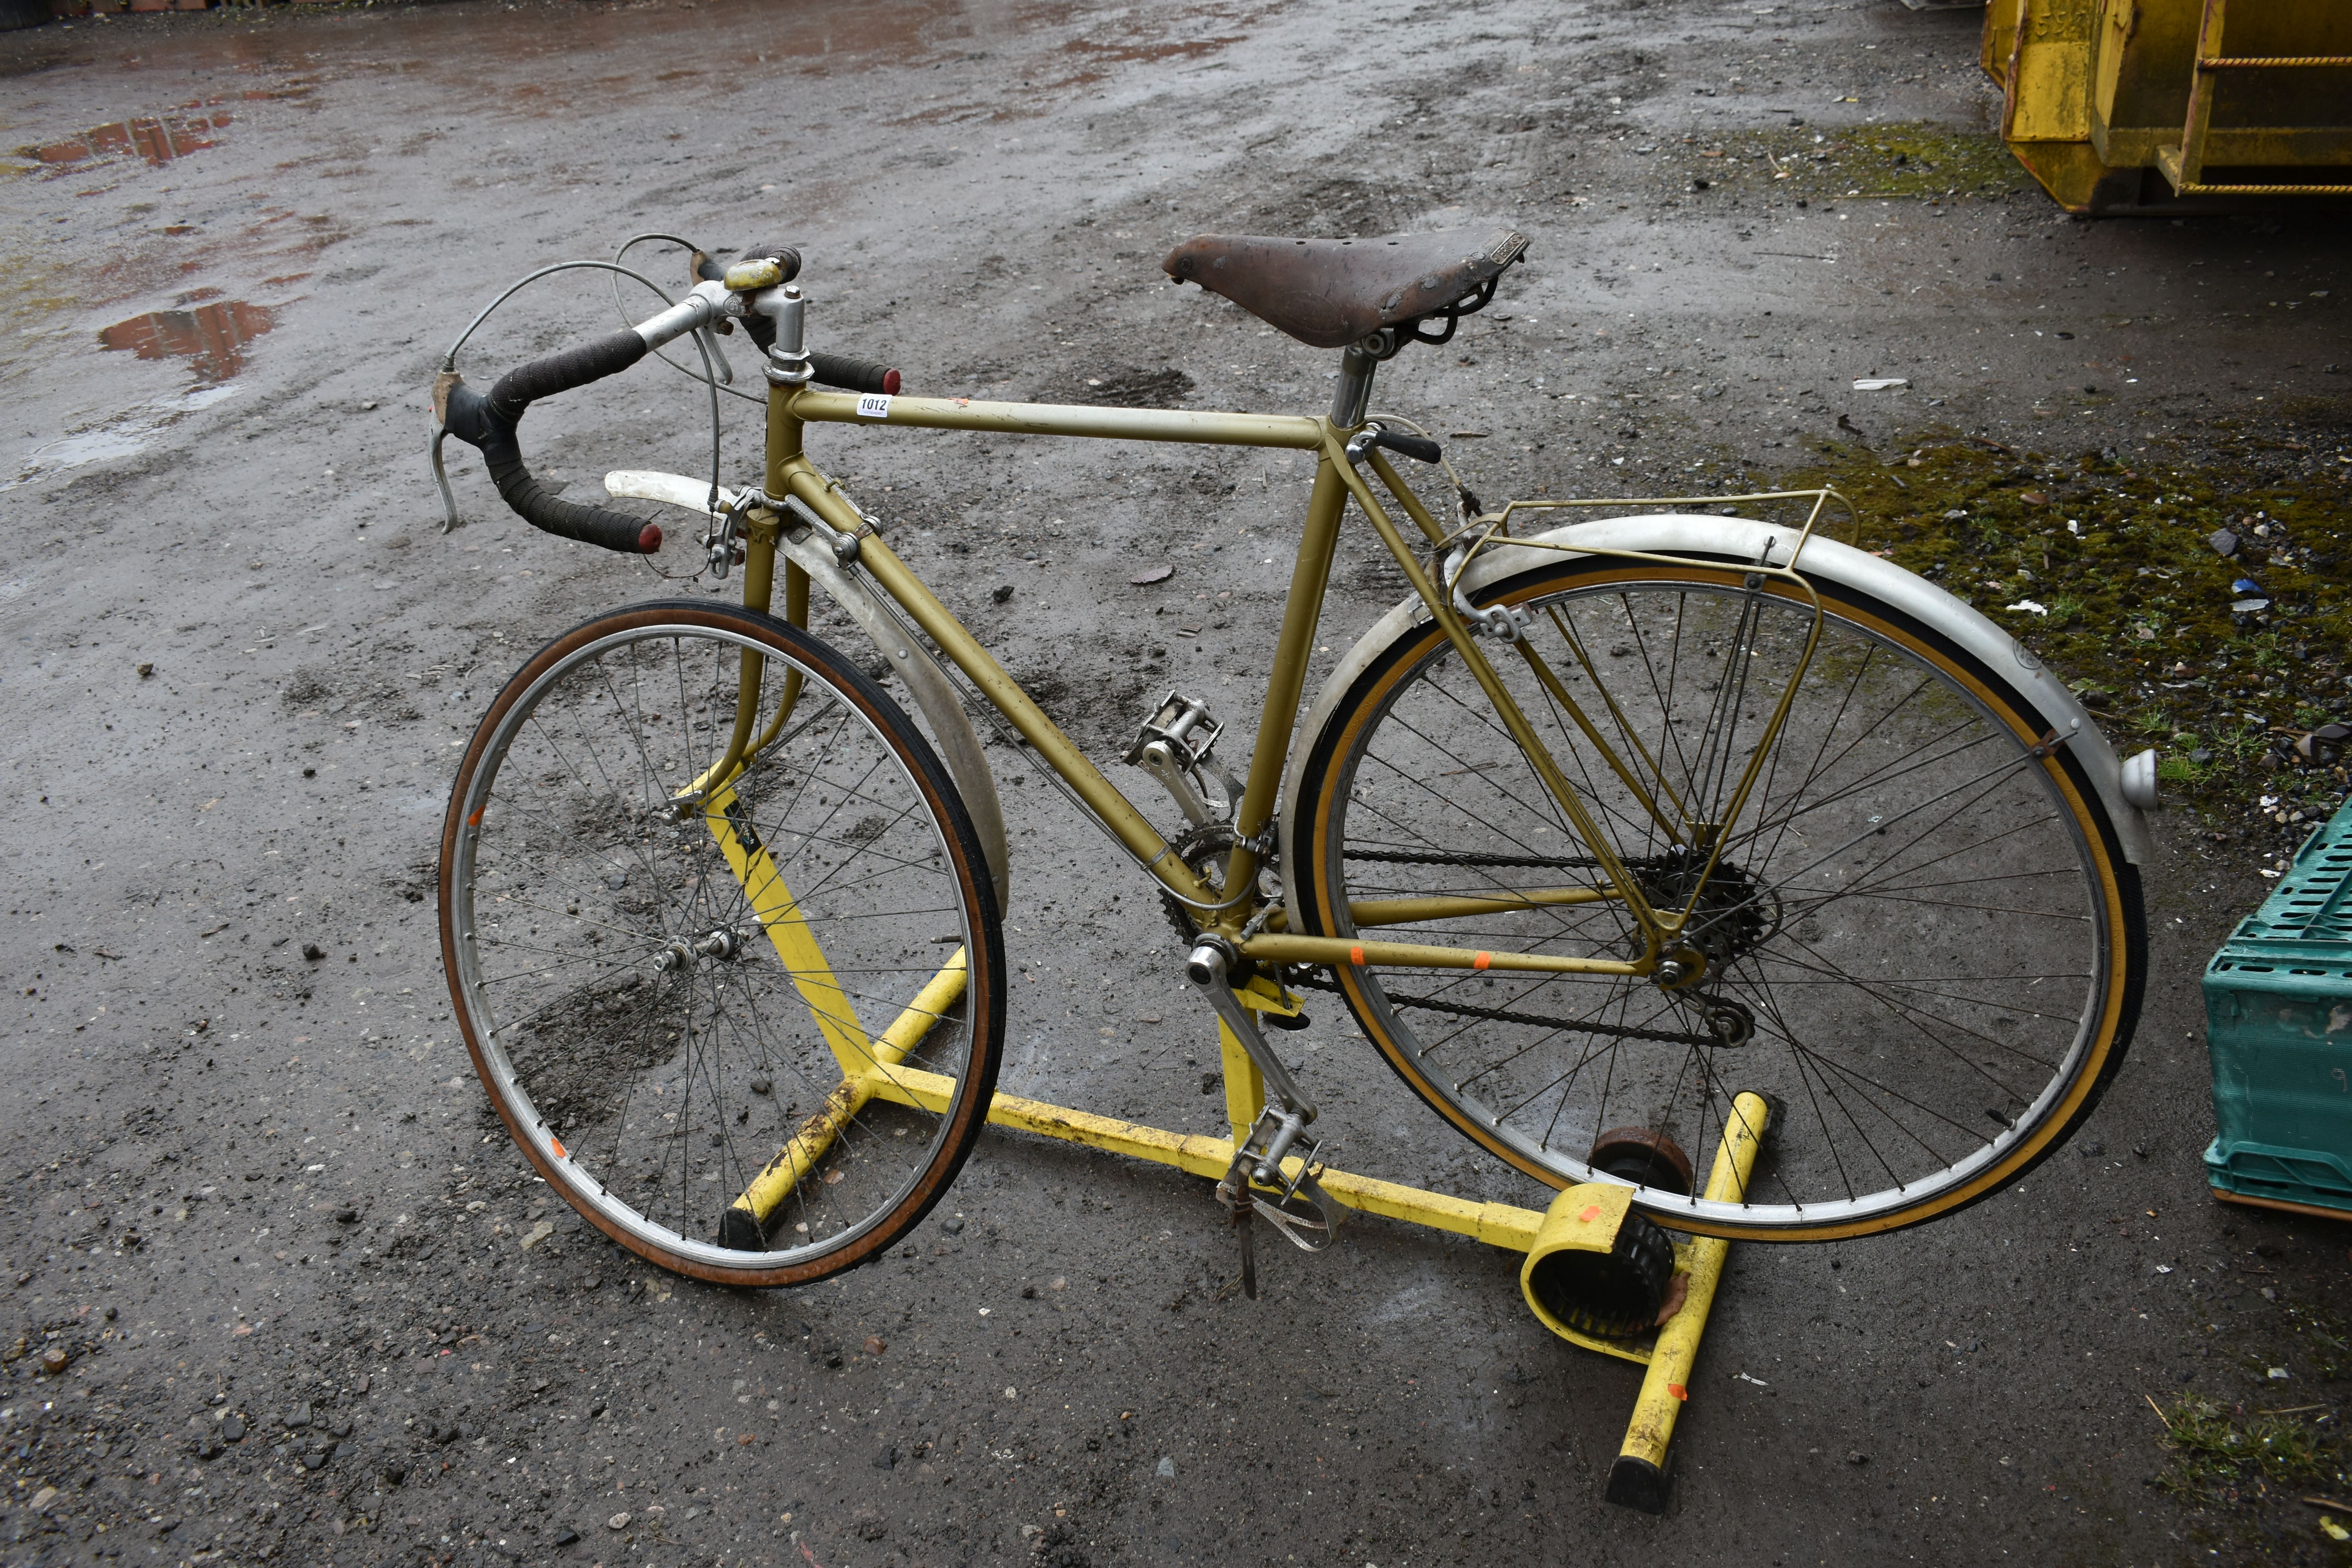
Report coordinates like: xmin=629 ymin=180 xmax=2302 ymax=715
xmin=1321 ymin=435 xmax=1675 ymax=952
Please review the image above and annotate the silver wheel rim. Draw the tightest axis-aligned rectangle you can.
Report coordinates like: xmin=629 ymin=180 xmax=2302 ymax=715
xmin=448 ymin=619 xmax=981 ymax=1272
xmin=1321 ymin=572 xmax=2114 ymax=1231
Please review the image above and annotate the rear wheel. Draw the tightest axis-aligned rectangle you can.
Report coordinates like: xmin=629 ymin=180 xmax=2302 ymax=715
xmin=1292 ymin=554 xmax=2143 ymax=1240
xmin=440 ymin=601 xmax=1005 ymax=1287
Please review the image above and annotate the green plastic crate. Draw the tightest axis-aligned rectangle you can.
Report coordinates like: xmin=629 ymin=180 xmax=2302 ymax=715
xmin=2203 ymin=806 xmax=2352 ymax=1217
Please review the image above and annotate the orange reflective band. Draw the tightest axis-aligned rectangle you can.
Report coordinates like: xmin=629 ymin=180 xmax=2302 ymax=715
xmin=468 ymin=808 xmax=484 ymax=826
xmin=1474 ymin=951 xmax=1492 ymax=970
xmin=1578 ymin=1204 xmax=1601 ymax=1223
xmin=1350 ymin=945 xmax=1365 ymax=966
xmin=1667 ymin=1383 xmax=1689 ymax=1402
xmin=550 ymin=1137 xmax=566 ymax=1159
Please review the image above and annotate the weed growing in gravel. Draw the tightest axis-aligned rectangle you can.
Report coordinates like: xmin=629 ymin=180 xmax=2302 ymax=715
xmin=2155 ymin=1394 xmax=2343 ymax=1501
xmin=1687 ymin=122 xmax=2026 ymax=202
xmin=2287 ymin=1301 xmax=2352 ymax=1383
xmin=1774 ymin=437 xmax=2352 ymax=835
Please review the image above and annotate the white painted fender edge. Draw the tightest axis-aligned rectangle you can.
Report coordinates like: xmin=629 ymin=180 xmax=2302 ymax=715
xmin=604 ymin=469 xmax=739 ymax=514
xmin=1278 ymin=514 xmax=2151 ymax=933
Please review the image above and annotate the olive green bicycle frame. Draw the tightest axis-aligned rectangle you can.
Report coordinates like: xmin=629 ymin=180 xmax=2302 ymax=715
xmin=695 ymin=382 xmax=1830 ymax=985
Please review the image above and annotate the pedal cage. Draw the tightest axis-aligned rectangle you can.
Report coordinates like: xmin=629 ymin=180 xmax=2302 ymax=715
xmin=1220 ymin=1107 xmax=1348 ymax=1256
xmin=1125 ymin=691 xmax=1242 ymax=827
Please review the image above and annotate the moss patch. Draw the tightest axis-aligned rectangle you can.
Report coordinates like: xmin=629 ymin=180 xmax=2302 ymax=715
xmin=2154 ymin=1393 xmax=2345 ymax=1504
xmin=1770 ymin=436 xmax=2352 ymax=820
xmin=1680 ymin=122 xmax=2029 ymax=202
xmin=2156 ymin=1392 xmax=2336 ymax=1497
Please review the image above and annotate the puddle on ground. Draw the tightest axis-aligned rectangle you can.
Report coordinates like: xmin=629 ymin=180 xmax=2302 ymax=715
xmin=24 ymin=111 xmax=232 ymax=169
xmin=99 ymin=300 xmax=275 ymax=382
xmin=0 ymin=384 xmax=239 ymax=495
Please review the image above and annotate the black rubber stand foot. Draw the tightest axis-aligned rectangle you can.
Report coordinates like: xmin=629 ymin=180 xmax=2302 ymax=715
xmin=715 ymin=1207 xmax=766 ymax=1251
xmin=1606 ymin=1453 xmax=1670 ymax=1514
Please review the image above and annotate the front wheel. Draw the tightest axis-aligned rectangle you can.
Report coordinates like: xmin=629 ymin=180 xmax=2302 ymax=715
xmin=440 ymin=601 xmax=1006 ymax=1287
xmin=1290 ymin=553 xmax=2143 ymax=1240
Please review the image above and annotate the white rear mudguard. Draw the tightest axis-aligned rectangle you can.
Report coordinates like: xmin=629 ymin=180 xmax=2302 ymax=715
xmin=1278 ymin=514 xmax=2153 ymax=931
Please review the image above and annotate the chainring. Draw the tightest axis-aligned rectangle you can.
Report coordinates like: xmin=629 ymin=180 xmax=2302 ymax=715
xmin=1158 ymin=821 xmax=1296 ymax=1002
xmin=1158 ymin=820 xmax=1240 ymax=949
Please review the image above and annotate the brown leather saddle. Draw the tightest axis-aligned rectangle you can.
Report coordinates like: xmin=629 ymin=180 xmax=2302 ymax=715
xmin=1162 ymin=227 xmax=1528 ymax=351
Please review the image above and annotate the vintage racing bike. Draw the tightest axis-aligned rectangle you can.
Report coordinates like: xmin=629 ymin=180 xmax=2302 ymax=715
xmin=426 ymin=228 xmax=2154 ymax=1323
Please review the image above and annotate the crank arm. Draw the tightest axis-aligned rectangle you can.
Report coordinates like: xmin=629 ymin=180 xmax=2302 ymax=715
xmin=1187 ymin=938 xmax=1314 ymax=1120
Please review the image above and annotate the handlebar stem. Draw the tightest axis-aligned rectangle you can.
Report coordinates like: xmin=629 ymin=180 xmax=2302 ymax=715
xmin=753 ymin=285 xmax=812 ymax=387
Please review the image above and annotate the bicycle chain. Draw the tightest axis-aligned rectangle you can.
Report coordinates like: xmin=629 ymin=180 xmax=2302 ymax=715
xmin=1287 ymin=966 xmax=1717 ymax=1048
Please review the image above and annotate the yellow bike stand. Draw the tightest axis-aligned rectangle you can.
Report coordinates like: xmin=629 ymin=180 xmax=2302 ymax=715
xmin=717 ymin=933 xmax=1762 ymax=1510
xmin=927 ymin=976 xmax=1769 ymax=1513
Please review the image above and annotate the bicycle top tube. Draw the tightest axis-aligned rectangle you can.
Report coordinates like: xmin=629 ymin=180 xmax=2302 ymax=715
xmin=781 ymin=387 xmax=1327 ymax=451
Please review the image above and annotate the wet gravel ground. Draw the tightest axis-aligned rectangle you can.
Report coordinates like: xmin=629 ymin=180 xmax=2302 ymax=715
xmin=3 ymin=1 xmax=2350 ymax=1565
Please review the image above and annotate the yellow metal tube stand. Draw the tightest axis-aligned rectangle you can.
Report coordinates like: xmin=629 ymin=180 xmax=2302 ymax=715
xmin=1604 ymin=1091 xmax=1771 ymax=1512
xmin=721 ymin=950 xmax=971 ymax=1243
xmin=734 ymin=930 xmax=1768 ymax=1511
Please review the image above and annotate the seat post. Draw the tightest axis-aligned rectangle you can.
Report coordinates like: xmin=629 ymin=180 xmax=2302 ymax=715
xmin=1330 ymin=343 xmax=1378 ymax=428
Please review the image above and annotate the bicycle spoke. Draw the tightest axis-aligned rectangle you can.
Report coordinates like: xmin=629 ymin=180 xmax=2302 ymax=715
xmin=446 ymin=616 xmax=995 ymax=1275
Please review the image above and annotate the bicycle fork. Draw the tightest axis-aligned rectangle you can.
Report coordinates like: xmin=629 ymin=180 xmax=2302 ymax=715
xmin=1187 ymin=937 xmax=1348 ymax=1298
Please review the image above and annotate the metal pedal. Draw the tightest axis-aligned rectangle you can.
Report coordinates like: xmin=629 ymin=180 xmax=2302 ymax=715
xmin=1218 ymin=1104 xmax=1347 ymax=1258
xmin=1125 ymin=691 xmax=1242 ymax=826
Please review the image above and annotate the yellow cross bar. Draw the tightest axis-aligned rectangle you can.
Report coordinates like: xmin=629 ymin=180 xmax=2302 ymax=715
xmin=699 ymin=777 xmax=871 ymax=1076
xmin=721 ymin=949 xmax=969 ymax=1242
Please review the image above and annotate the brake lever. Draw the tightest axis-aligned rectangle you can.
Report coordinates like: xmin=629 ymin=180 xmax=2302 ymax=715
xmin=1342 ymin=422 xmax=1443 ymax=466
xmin=429 ymin=368 xmax=463 ymax=534
xmin=693 ymin=319 xmax=733 ymax=386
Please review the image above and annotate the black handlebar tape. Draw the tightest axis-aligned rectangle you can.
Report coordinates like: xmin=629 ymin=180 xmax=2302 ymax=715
xmin=485 ymin=329 xmax=648 ymax=425
xmin=442 ymin=378 xmax=661 ymax=555
xmin=1370 ymin=426 xmax=1443 ymax=464
xmin=808 ymin=352 xmax=902 ymax=396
